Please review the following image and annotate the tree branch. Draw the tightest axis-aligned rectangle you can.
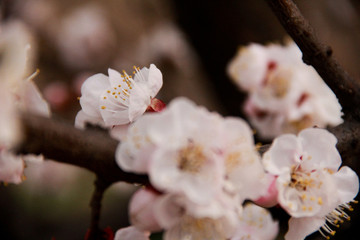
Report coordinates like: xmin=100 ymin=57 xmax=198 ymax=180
xmin=265 ymin=0 xmax=360 ymax=120
xmin=16 ymin=113 xmax=360 ymax=183
xmin=87 ymin=177 xmax=111 ymax=240
xmin=15 ymin=113 xmax=149 ymax=185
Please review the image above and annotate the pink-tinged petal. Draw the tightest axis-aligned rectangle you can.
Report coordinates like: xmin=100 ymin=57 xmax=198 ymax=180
xmin=79 ymin=73 xmax=109 ymax=117
xmin=154 ymin=194 xmax=184 ymax=229
xmin=298 ymin=128 xmax=341 ymax=171
xmin=147 ymin=98 xmax=166 ymax=112
xmin=114 ymin=226 xmax=150 ymax=240
xmin=334 ymin=166 xmax=359 ymax=203
xmin=285 ymin=217 xmax=325 ymax=240
xmin=262 ymin=134 xmax=300 ymax=175
xmin=74 ymin=110 xmax=105 ymax=129
xmin=0 ymin=150 xmax=24 ymax=184
xmin=254 ymin=174 xmax=279 ymax=208
xmin=129 ymin=188 xmax=162 ymax=232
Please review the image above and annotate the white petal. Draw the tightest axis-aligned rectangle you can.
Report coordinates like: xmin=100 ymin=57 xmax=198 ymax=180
xmin=74 ymin=110 xmax=105 ymax=129
xmin=108 ymin=68 xmax=123 ymax=89
xmin=145 ymin=64 xmax=163 ymax=97
xmin=263 ymin=134 xmax=300 ymax=175
xmin=285 ymin=217 xmax=324 ymax=240
xmin=20 ymin=79 xmax=51 ymax=117
xmin=128 ymin=83 xmax=150 ymax=122
xmin=298 ymin=128 xmax=341 ymax=171
xmin=231 ymin=203 xmax=279 ymax=240
xmin=334 ymin=166 xmax=359 ymax=203
xmin=79 ymin=73 xmax=109 ymax=117
xmin=99 ymin=95 xmax=131 ymax=125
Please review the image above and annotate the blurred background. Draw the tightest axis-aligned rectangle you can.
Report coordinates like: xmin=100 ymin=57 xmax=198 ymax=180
xmin=0 ymin=0 xmax=360 ymax=239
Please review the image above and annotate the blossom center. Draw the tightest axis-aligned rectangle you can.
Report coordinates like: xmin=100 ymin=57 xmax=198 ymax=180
xmin=100 ymin=66 xmax=143 ymax=110
xmin=177 ymin=142 xmax=206 ymax=173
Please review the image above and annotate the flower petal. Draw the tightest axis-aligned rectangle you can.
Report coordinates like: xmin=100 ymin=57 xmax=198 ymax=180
xmin=79 ymin=73 xmax=109 ymax=117
xmin=285 ymin=217 xmax=324 ymax=240
xmin=298 ymin=128 xmax=341 ymax=171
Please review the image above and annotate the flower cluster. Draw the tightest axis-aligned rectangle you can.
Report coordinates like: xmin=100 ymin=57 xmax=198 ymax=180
xmin=113 ymin=96 xmax=358 ymax=240
xmin=227 ymin=41 xmax=343 ymax=139
xmin=0 ymin=21 xmax=50 ymax=184
xmin=115 ymin=98 xmax=278 ymax=239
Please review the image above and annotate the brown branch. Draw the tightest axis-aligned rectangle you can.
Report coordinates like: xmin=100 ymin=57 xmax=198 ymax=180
xmin=265 ymin=0 xmax=360 ymax=120
xmin=15 ymin=113 xmax=149 ymax=185
xmin=16 ymin=113 xmax=360 ymax=183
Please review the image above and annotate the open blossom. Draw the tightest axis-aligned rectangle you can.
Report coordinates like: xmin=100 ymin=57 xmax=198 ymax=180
xmin=227 ymin=41 xmax=343 ymax=139
xmin=75 ymin=64 xmax=164 ymax=129
xmin=116 ymin=98 xmax=266 ymax=203
xmin=231 ymin=203 xmax=279 ymax=240
xmin=116 ymin=97 xmax=270 ymax=238
xmin=263 ymin=128 xmax=359 ymax=240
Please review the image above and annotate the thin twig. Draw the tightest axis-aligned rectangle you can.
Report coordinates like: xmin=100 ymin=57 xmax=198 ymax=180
xmin=87 ymin=177 xmax=111 ymax=240
xmin=265 ymin=0 xmax=360 ymax=120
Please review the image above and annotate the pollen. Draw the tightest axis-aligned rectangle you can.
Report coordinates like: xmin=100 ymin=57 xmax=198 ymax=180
xmin=103 ymin=97 xmax=107 ymax=99
xmin=107 ymin=90 xmax=111 ymax=93
xmin=101 ymin=106 xmax=106 ymax=109
xmin=318 ymin=197 xmax=323 ymax=205
xmin=177 ymin=142 xmax=206 ymax=173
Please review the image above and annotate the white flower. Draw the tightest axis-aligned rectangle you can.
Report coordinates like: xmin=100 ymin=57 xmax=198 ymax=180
xmin=0 ymin=149 xmax=25 ymax=184
xmin=227 ymin=41 xmax=343 ymax=139
xmin=230 ymin=203 xmax=279 ymax=240
xmin=76 ymin=64 xmax=163 ymax=128
xmin=114 ymin=226 xmax=150 ymax=240
xmin=0 ymin=21 xmax=50 ymax=147
xmin=117 ymin=97 xmax=267 ymax=225
xmin=164 ymin=214 xmax=236 ymax=240
xmin=263 ymin=128 xmax=359 ymax=240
